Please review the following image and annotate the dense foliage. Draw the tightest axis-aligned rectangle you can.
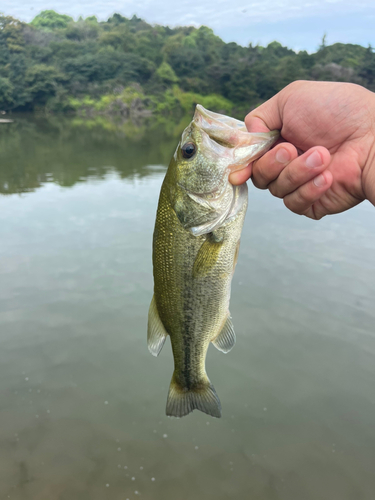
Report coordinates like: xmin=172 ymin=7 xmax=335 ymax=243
xmin=1 ymin=10 xmax=375 ymax=117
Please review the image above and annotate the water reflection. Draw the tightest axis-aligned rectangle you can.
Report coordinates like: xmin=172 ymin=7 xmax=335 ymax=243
xmin=0 ymin=117 xmax=375 ymax=500
xmin=0 ymin=115 xmax=189 ymax=195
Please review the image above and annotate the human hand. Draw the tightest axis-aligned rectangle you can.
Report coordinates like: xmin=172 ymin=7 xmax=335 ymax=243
xmin=230 ymin=81 xmax=375 ymax=219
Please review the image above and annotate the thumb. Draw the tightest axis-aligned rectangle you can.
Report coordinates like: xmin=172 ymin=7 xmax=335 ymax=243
xmin=231 ymin=94 xmax=283 ymax=186
xmin=245 ymin=94 xmax=283 ymax=133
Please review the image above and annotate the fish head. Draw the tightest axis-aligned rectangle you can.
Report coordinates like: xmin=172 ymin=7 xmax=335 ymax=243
xmin=173 ymin=121 xmax=226 ymax=200
xmin=173 ymin=104 xmax=278 ymax=198
xmin=168 ymin=105 xmax=279 ymax=235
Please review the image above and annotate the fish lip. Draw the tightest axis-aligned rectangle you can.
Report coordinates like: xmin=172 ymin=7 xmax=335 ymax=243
xmin=194 ymin=105 xmax=279 ymax=157
xmin=194 ymin=104 xmax=247 ymax=132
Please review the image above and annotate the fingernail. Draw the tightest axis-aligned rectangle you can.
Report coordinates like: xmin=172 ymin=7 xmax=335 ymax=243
xmin=313 ymin=173 xmax=327 ymax=187
xmin=306 ymin=151 xmax=323 ymax=168
xmin=275 ymin=148 xmax=290 ymax=163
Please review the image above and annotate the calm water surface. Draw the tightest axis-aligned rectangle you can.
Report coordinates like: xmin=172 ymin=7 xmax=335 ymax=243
xmin=0 ymin=117 xmax=375 ymax=500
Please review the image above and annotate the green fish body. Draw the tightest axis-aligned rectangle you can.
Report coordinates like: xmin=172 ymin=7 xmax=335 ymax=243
xmin=148 ymin=106 xmax=278 ymax=418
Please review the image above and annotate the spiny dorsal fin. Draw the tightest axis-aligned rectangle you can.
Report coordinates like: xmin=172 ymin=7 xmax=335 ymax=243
xmin=147 ymin=295 xmax=168 ymax=357
xmin=212 ymin=315 xmax=236 ymax=353
xmin=193 ymin=235 xmax=223 ymax=278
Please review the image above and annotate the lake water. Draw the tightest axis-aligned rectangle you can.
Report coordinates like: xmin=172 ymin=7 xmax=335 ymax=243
xmin=0 ymin=116 xmax=375 ymax=500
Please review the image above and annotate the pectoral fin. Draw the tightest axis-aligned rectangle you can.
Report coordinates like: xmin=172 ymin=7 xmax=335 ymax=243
xmin=233 ymin=240 xmax=240 ymax=271
xmin=193 ymin=235 xmax=223 ymax=278
xmin=147 ymin=295 xmax=168 ymax=357
xmin=212 ymin=315 xmax=236 ymax=353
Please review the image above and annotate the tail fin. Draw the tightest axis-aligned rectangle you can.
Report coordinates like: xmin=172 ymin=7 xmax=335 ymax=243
xmin=166 ymin=373 xmax=221 ymax=418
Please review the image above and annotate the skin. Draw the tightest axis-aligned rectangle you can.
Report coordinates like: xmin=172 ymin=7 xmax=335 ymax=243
xmin=151 ymin=123 xmax=253 ymax=417
xmin=229 ymin=81 xmax=375 ymax=220
xmin=153 ymin=175 xmax=246 ymax=417
xmin=149 ymin=108 xmax=276 ymax=417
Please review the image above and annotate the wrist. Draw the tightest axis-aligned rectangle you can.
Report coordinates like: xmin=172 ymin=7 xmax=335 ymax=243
xmin=360 ymin=87 xmax=375 ymax=206
xmin=362 ymin=132 xmax=375 ymax=207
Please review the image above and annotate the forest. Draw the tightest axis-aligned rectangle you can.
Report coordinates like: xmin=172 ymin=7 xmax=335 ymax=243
xmin=1 ymin=10 xmax=375 ymax=119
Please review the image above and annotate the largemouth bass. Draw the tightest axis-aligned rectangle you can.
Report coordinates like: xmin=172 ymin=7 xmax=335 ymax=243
xmin=148 ymin=105 xmax=278 ymax=418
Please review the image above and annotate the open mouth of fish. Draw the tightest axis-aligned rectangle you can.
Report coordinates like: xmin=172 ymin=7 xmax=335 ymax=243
xmin=194 ymin=104 xmax=279 ymax=174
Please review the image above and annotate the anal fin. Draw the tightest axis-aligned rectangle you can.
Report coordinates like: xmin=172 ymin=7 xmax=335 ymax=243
xmin=147 ymin=295 xmax=168 ymax=357
xmin=212 ymin=315 xmax=236 ymax=353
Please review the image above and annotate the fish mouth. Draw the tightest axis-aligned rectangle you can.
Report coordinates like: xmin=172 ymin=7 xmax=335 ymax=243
xmin=193 ymin=105 xmax=279 ymax=172
xmin=194 ymin=104 xmax=248 ymax=138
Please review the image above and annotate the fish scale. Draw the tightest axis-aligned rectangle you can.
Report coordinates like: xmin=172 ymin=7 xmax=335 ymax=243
xmin=148 ymin=105 xmax=278 ymax=418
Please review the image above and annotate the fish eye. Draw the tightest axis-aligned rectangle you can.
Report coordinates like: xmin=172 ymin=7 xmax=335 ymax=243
xmin=181 ymin=142 xmax=196 ymax=159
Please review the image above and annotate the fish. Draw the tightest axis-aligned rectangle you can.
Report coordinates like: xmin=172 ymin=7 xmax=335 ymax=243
xmin=148 ymin=105 xmax=278 ymax=418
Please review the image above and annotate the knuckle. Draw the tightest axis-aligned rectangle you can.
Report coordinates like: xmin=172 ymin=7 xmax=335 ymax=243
xmin=252 ymin=164 xmax=271 ymax=189
xmin=284 ymin=200 xmax=304 ymax=215
xmin=285 ymin=80 xmax=304 ymax=93
xmin=268 ymin=182 xmax=282 ymax=198
xmin=284 ymin=166 xmax=300 ymax=187
xmin=252 ymin=176 xmax=267 ymax=190
xmin=294 ymin=188 xmax=309 ymax=206
xmin=283 ymin=190 xmax=308 ymax=214
xmin=313 ymin=209 xmax=325 ymax=221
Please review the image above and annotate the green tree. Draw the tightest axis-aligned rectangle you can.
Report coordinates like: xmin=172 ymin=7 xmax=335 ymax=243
xmin=65 ymin=19 xmax=99 ymax=41
xmin=24 ymin=64 xmax=66 ymax=106
xmin=156 ymin=61 xmax=178 ymax=84
xmin=319 ymin=33 xmax=327 ymax=50
xmin=0 ymin=10 xmax=373 ymax=115
xmin=0 ymin=76 xmax=14 ymax=108
xmin=31 ymin=10 xmax=73 ymax=30
xmin=167 ymin=44 xmax=205 ymax=80
xmin=276 ymin=56 xmax=308 ymax=89
xmin=359 ymin=46 xmax=375 ymax=89
xmin=314 ymin=42 xmax=367 ymax=67
xmin=0 ymin=15 xmax=25 ymax=52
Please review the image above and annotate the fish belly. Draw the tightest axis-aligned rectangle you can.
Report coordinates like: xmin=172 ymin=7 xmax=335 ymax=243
xmin=150 ymin=183 xmax=247 ymax=417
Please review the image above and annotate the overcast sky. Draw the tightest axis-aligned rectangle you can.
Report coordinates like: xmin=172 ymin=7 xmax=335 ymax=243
xmin=2 ymin=0 xmax=375 ymax=52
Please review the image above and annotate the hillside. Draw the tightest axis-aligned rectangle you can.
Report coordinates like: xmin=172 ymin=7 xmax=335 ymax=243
xmin=0 ymin=10 xmax=374 ymax=118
